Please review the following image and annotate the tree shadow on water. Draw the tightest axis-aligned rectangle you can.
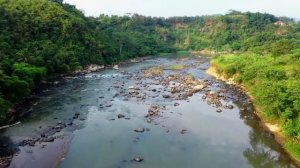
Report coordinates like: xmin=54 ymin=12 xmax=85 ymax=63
xmin=242 ymin=120 xmax=297 ymax=168
xmin=0 ymin=134 xmax=19 ymax=157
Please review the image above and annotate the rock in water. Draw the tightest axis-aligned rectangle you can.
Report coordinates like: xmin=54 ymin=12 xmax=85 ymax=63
xmin=113 ymin=65 xmax=119 ymax=70
xmin=180 ymin=129 xmax=187 ymax=134
xmin=226 ymin=104 xmax=234 ymax=109
xmin=162 ymin=94 xmax=170 ymax=98
xmin=132 ymin=156 xmax=144 ymax=162
xmin=146 ymin=104 xmax=160 ymax=117
xmin=193 ymin=85 xmax=204 ymax=93
xmin=134 ymin=128 xmax=145 ymax=132
xmin=117 ymin=114 xmax=125 ymax=119
xmin=174 ymin=103 xmax=180 ymax=106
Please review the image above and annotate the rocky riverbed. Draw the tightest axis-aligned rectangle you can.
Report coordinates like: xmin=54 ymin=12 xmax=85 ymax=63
xmin=0 ymin=55 xmax=298 ymax=168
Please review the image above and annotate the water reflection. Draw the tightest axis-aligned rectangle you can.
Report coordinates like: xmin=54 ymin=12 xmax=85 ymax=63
xmin=241 ymin=109 xmax=297 ymax=167
xmin=0 ymin=56 xmax=298 ymax=168
xmin=0 ymin=135 xmax=18 ymax=157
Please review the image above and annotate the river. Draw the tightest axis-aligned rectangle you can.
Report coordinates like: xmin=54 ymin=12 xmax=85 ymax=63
xmin=0 ymin=55 xmax=298 ymax=168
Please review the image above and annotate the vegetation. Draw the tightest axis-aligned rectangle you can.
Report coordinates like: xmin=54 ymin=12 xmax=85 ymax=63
xmin=0 ymin=0 xmax=300 ymax=160
xmin=211 ymin=52 xmax=300 ymax=160
xmin=206 ymin=11 xmax=300 ymax=158
xmin=0 ymin=0 xmax=174 ymax=123
xmin=144 ymin=66 xmax=164 ymax=77
xmin=167 ymin=64 xmax=186 ymax=70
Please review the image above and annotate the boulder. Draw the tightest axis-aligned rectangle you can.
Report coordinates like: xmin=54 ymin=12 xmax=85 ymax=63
xmin=162 ymin=94 xmax=170 ymax=98
xmin=134 ymin=128 xmax=145 ymax=132
xmin=113 ymin=65 xmax=119 ymax=70
xmin=147 ymin=104 xmax=160 ymax=117
xmin=132 ymin=156 xmax=144 ymax=162
xmin=193 ymin=85 xmax=205 ymax=93
xmin=118 ymin=114 xmax=125 ymax=119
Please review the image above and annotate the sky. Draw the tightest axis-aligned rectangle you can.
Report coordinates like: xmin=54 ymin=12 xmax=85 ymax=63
xmin=64 ymin=0 xmax=300 ymax=18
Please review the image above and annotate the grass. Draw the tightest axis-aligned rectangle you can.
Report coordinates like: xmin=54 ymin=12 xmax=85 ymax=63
xmin=144 ymin=66 xmax=164 ymax=77
xmin=285 ymin=140 xmax=300 ymax=162
xmin=158 ymin=51 xmax=190 ymax=58
xmin=159 ymin=52 xmax=173 ymax=57
xmin=176 ymin=50 xmax=190 ymax=56
xmin=167 ymin=64 xmax=186 ymax=70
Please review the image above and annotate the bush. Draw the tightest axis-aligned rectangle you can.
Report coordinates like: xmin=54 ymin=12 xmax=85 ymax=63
xmin=0 ymin=97 xmax=10 ymax=124
xmin=12 ymin=63 xmax=46 ymax=87
xmin=212 ymin=53 xmax=300 ymax=138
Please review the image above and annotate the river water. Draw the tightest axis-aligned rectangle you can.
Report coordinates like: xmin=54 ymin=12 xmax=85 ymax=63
xmin=0 ymin=56 xmax=298 ymax=168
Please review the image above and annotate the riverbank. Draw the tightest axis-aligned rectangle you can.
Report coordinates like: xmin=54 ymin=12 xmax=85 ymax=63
xmin=206 ymin=65 xmax=284 ymax=140
xmin=0 ymin=55 xmax=298 ymax=168
xmin=207 ymin=55 xmax=300 ymax=165
xmin=3 ymin=56 xmax=156 ymax=127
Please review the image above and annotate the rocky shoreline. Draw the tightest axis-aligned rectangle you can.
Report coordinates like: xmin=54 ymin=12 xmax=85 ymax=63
xmin=1 ymin=55 xmax=297 ymax=167
xmin=5 ymin=56 xmax=155 ymax=125
xmin=0 ymin=56 xmax=156 ymax=168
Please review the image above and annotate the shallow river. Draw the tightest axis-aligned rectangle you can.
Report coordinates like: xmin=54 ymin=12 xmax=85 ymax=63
xmin=0 ymin=56 xmax=298 ymax=168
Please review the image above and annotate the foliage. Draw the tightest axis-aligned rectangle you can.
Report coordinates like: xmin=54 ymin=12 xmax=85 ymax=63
xmin=0 ymin=0 xmax=176 ymax=123
xmin=0 ymin=1 xmax=299 ymax=154
xmin=168 ymin=64 xmax=186 ymax=70
xmin=212 ymin=52 xmax=300 ymax=160
xmin=285 ymin=140 xmax=300 ymax=160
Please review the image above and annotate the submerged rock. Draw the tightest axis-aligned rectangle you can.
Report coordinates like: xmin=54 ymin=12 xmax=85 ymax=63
xmin=162 ymin=94 xmax=170 ymax=98
xmin=40 ymin=137 xmax=55 ymax=142
xmin=132 ymin=156 xmax=144 ymax=162
xmin=117 ymin=114 xmax=125 ymax=119
xmin=134 ymin=128 xmax=145 ymax=133
xmin=180 ymin=129 xmax=187 ymax=134
xmin=226 ymin=104 xmax=234 ymax=109
xmin=105 ymin=104 xmax=113 ymax=107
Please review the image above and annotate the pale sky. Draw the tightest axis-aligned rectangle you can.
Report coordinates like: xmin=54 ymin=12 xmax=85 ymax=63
xmin=64 ymin=0 xmax=300 ymax=18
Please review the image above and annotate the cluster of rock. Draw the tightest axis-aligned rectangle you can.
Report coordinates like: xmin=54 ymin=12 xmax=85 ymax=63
xmin=0 ymin=156 xmax=12 ymax=168
xmin=74 ymin=64 xmax=104 ymax=74
xmin=143 ymin=67 xmax=163 ymax=77
xmin=201 ymin=89 xmax=235 ymax=112
xmin=19 ymin=112 xmax=84 ymax=149
xmin=158 ymin=74 xmax=208 ymax=101
xmin=2 ymin=57 xmax=252 ymax=167
xmin=146 ymin=104 xmax=160 ymax=117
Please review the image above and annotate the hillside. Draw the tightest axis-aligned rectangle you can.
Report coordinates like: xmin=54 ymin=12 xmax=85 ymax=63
xmin=1 ymin=0 xmax=300 ymax=165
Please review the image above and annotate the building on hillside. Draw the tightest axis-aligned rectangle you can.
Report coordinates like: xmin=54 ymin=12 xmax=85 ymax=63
xmin=274 ymin=20 xmax=286 ymax=26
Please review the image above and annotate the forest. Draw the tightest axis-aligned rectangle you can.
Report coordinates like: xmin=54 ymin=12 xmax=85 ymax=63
xmin=0 ymin=0 xmax=300 ymax=160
